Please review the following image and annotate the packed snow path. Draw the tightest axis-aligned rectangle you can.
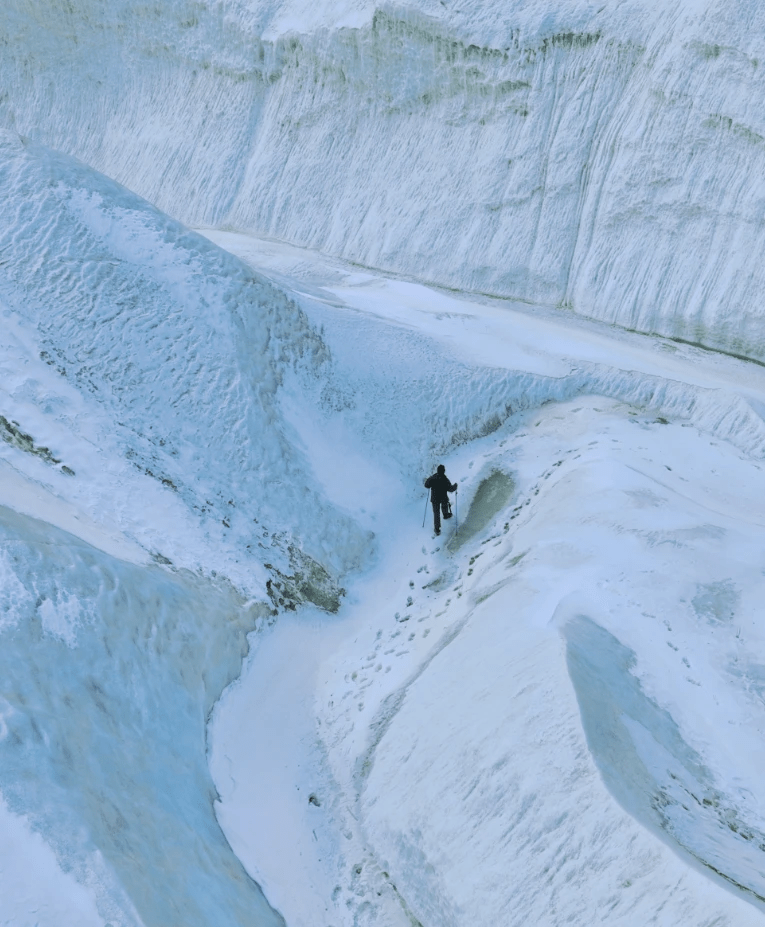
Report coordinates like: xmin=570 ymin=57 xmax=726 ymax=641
xmin=208 ymin=231 xmax=765 ymax=927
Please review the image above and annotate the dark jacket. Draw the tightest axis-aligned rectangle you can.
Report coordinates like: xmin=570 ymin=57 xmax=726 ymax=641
xmin=424 ymin=472 xmax=457 ymax=503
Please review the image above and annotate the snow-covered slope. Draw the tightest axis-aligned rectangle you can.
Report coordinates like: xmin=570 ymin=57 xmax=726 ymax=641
xmin=0 ymin=133 xmax=362 ymax=926
xmin=0 ymin=131 xmax=371 ymax=588
xmin=5 ymin=3 xmax=765 ymax=926
xmin=209 ymin=231 xmax=765 ymax=927
xmin=5 ymin=1 xmax=765 ymax=357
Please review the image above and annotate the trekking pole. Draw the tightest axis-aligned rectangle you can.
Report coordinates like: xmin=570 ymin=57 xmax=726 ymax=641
xmin=422 ymin=489 xmax=430 ymax=528
xmin=455 ymin=488 xmax=459 ymax=534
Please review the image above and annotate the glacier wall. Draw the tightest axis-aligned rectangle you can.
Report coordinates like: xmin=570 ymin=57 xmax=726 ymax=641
xmin=5 ymin=0 xmax=765 ymax=358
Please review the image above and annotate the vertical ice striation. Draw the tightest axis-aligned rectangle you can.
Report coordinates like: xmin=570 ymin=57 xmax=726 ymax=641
xmin=4 ymin=1 xmax=765 ymax=357
xmin=5 ymin=2 xmax=765 ymax=925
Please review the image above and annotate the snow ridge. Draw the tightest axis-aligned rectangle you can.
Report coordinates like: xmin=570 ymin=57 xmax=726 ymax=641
xmin=0 ymin=132 xmax=369 ymax=584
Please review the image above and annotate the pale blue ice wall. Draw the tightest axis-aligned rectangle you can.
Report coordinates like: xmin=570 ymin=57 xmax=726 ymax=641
xmin=4 ymin=1 xmax=765 ymax=358
xmin=0 ymin=504 xmax=283 ymax=927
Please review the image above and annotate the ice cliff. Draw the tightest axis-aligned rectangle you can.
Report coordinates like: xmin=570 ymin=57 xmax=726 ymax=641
xmin=5 ymin=0 xmax=765 ymax=357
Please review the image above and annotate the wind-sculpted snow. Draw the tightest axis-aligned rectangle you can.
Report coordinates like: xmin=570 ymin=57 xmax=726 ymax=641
xmin=0 ymin=132 xmax=369 ymax=588
xmin=5 ymin=1 xmax=765 ymax=357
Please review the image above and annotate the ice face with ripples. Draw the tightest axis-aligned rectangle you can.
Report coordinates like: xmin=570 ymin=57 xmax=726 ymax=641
xmin=0 ymin=505 xmax=283 ymax=927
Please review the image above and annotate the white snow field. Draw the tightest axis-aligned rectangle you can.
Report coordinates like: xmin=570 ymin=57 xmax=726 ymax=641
xmin=3 ymin=1 xmax=765 ymax=926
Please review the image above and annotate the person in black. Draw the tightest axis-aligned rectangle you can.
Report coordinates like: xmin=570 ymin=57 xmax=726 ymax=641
xmin=424 ymin=464 xmax=457 ymax=535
